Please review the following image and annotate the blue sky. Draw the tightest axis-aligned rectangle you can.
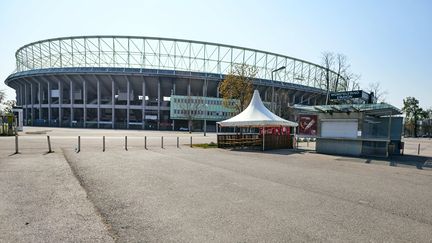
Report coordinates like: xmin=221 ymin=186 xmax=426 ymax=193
xmin=1 ymin=0 xmax=431 ymax=108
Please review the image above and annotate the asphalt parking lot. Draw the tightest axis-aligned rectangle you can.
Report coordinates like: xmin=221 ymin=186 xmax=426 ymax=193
xmin=1 ymin=127 xmax=432 ymax=242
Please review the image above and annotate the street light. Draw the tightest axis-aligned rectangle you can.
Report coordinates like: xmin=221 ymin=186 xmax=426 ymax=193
xmin=271 ymin=66 xmax=286 ymax=113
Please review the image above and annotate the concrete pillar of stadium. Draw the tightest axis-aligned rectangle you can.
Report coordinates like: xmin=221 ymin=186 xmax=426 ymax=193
xmin=83 ymin=77 xmax=87 ymax=128
xmin=97 ymin=78 xmax=100 ymax=129
xmin=38 ymin=81 xmax=42 ymax=121
xmin=70 ymin=78 xmax=74 ymax=127
xmin=172 ymin=82 xmax=176 ymax=131
xmin=23 ymin=82 xmax=28 ymax=125
xmin=30 ymin=81 xmax=34 ymax=126
xmin=111 ymin=77 xmax=115 ymax=129
xmin=47 ymin=79 xmax=51 ymax=126
xmin=58 ymin=79 xmax=62 ymax=127
xmin=157 ymin=77 xmax=160 ymax=130
xmin=141 ymin=77 xmax=146 ymax=129
xmin=24 ymin=82 xmax=27 ymax=124
xmin=127 ymin=76 xmax=130 ymax=129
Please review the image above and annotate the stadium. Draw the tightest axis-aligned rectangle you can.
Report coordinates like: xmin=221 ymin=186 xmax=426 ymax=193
xmin=4 ymin=36 xmax=346 ymax=131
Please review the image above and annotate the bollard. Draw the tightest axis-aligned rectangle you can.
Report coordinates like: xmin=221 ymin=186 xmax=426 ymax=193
xmin=47 ymin=136 xmax=52 ymax=153
xmin=418 ymin=143 xmax=421 ymax=155
xmin=125 ymin=136 xmax=128 ymax=151
xmin=103 ymin=136 xmax=105 ymax=152
xmin=307 ymin=139 xmax=309 ymax=147
xmin=161 ymin=136 xmax=164 ymax=149
xmin=190 ymin=136 xmax=192 ymax=148
xmin=15 ymin=135 xmax=19 ymax=154
xmin=76 ymin=136 xmax=81 ymax=153
xmin=177 ymin=137 xmax=179 ymax=148
xmin=144 ymin=136 xmax=147 ymax=150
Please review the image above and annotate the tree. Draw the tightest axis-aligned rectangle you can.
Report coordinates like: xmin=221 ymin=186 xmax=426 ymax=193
xmin=2 ymin=100 xmax=16 ymax=115
xmin=421 ymin=108 xmax=432 ymax=136
xmin=367 ymin=82 xmax=388 ymax=103
xmin=321 ymin=52 xmax=359 ymax=103
xmin=402 ymin=97 xmax=427 ymax=137
xmin=341 ymin=71 xmax=361 ymax=91
xmin=321 ymin=52 xmax=335 ymax=104
xmin=219 ymin=63 xmax=256 ymax=114
xmin=0 ymin=89 xmax=5 ymax=104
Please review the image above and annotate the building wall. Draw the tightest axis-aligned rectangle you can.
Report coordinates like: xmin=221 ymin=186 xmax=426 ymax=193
xmin=7 ymin=70 xmax=327 ymax=130
xmin=316 ymin=138 xmax=362 ymax=156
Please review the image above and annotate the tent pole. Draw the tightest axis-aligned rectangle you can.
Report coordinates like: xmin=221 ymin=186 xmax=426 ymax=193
xmin=262 ymin=126 xmax=265 ymax=151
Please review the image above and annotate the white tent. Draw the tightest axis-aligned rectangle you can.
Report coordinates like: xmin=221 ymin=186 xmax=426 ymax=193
xmin=217 ymin=90 xmax=298 ymax=127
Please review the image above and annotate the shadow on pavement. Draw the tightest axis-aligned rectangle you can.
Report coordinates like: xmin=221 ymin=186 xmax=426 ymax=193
xmin=226 ymin=147 xmax=432 ymax=170
xmin=389 ymin=155 xmax=432 ymax=170
xmin=227 ymin=148 xmax=311 ymax=156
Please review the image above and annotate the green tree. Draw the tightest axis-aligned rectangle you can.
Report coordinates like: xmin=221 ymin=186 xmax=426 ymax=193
xmin=219 ymin=63 xmax=256 ymax=114
xmin=402 ymin=97 xmax=427 ymax=137
xmin=421 ymin=108 xmax=432 ymax=136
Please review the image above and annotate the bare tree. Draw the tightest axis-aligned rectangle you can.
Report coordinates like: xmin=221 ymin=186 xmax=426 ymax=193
xmin=334 ymin=53 xmax=349 ymax=92
xmin=321 ymin=52 xmax=335 ymax=103
xmin=339 ymin=70 xmax=361 ymax=91
xmin=321 ymin=52 xmax=361 ymax=94
xmin=367 ymin=82 xmax=388 ymax=103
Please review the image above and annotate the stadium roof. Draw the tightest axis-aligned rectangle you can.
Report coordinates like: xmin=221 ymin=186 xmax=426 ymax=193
xmin=293 ymin=103 xmax=402 ymax=116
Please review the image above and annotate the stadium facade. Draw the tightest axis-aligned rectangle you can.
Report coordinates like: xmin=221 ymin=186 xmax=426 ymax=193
xmin=4 ymin=36 xmax=346 ymax=131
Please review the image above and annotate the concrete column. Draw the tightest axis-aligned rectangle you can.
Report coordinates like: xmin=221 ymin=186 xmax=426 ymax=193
xmin=38 ymin=81 xmax=42 ymax=120
xmin=172 ymin=82 xmax=176 ymax=95
xmin=24 ymin=83 xmax=28 ymax=124
xmin=157 ymin=77 xmax=161 ymax=130
xmin=126 ymin=77 xmax=130 ymax=129
xmin=83 ymin=77 xmax=87 ymax=128
xmin=172 ymin=81 xmax=176 ymax=131
xmin=30 ymin=82 xmax=34 ymax=125
xmin=216 ymin=80 xmax=220 ymax=98
xmin=142 ymin=77 xmax=146 ymax=129
xmin=70 ymin=78 xmax=74 ymax=127
xmin=47 ymin=81 xmax=51 ymax=125
xmin=97 ymin=77 xmax=100 ymax=128
xmin=111 ymin=77 xmax=115 ymax=129
xmin=17 ymin=85 xmax=22 ymax=106
xmin=271 ymin=85 xmax=275 ymax=112
xmin=187 ymin=79 xmax=191 ymax=96
xmin=58 ymin=80 xmax=62 ymax=127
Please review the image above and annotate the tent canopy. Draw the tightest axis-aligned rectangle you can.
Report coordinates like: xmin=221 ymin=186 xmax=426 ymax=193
xmin=217 ymin=90 xmax=298 ymax=127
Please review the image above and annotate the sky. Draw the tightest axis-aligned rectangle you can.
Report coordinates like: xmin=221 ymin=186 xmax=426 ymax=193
xmin=0 ymin=0 xmax=431 ymax=109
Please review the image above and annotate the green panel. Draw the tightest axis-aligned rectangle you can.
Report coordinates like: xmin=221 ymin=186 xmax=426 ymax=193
xmin=170 ymin=95 xmax=236 ymax=121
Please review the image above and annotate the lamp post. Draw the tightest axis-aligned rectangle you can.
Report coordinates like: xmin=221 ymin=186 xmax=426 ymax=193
xmin=204 ymin=102 xmax=208 ymax=136
xmin=271 ymin=66 xmax=286 ymax=113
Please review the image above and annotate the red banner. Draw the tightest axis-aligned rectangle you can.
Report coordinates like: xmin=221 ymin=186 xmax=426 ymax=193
xmin=259 ymin=127 xmax=291 ymax=136
xmin=299 ymin=115 xmax=317 ymax=136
